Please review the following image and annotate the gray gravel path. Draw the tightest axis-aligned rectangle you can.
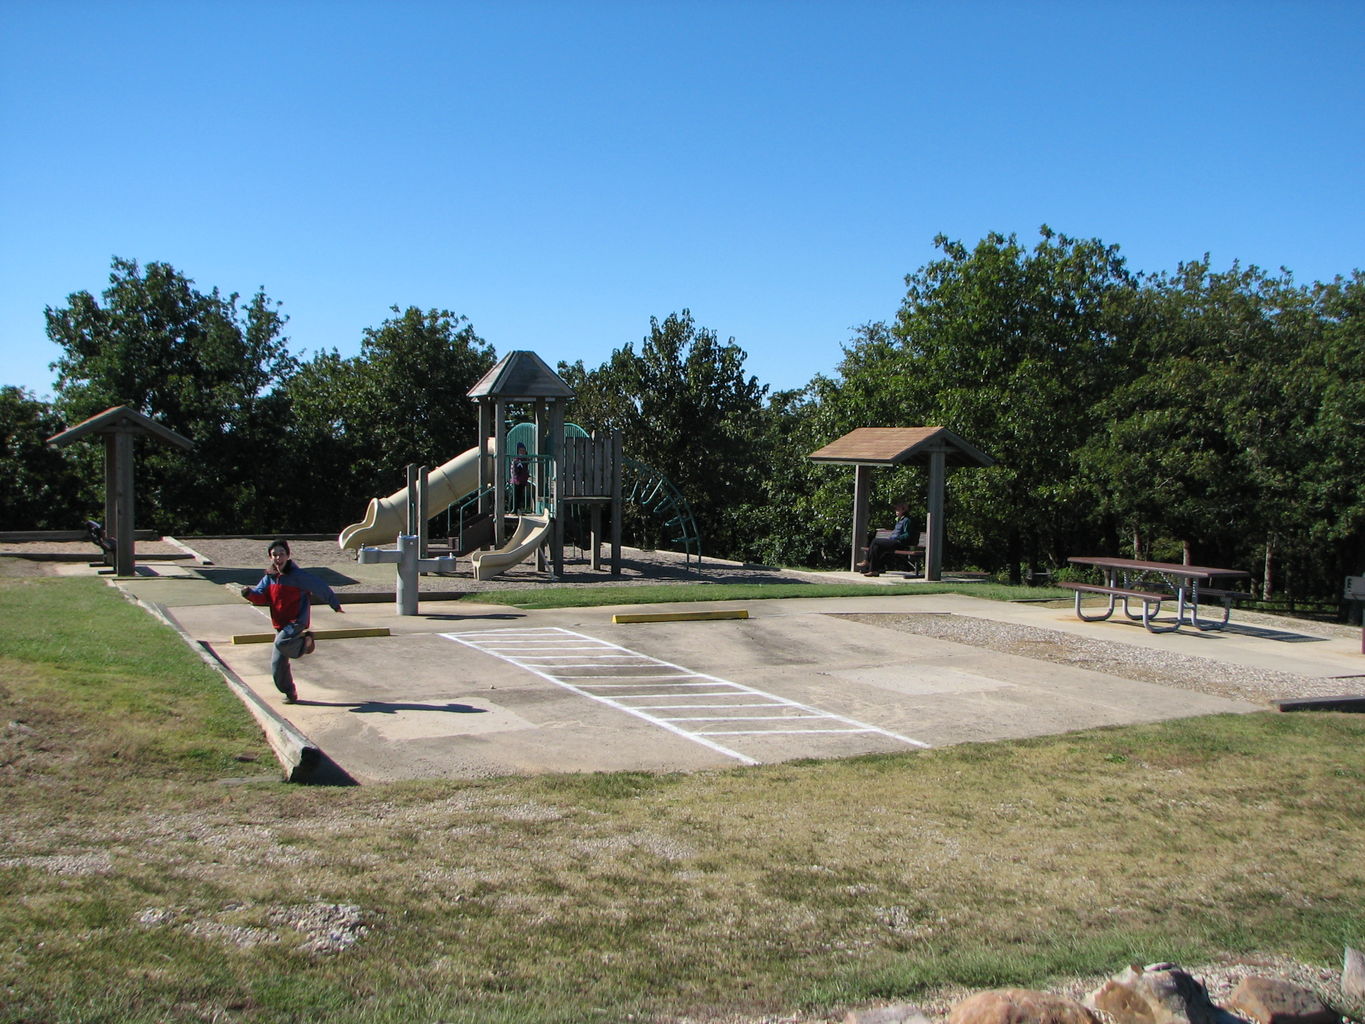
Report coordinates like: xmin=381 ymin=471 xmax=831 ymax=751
xmin=837 ymin=611 xmax=1364 ymax=708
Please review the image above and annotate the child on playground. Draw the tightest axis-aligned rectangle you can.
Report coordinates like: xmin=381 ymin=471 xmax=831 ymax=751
xmin=239 ymin=539 xmax=343 ymax=704
xmin=510 ymin=442 xmax=531 ymax=512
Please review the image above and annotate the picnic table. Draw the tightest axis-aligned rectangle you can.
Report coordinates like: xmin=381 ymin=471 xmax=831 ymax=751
xmin=1060 ymin=556 xmax=1252 ymax=633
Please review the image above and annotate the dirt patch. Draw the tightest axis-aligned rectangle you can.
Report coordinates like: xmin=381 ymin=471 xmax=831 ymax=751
xmin=174 ymin=536 xmax=816 ymax=596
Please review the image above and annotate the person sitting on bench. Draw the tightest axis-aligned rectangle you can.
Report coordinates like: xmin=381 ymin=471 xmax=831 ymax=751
xmin=857 ymin=502 xmax=913 ymax=576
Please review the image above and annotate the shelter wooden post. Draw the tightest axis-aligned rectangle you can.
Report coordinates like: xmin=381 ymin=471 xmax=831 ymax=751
xmin=926 ymin=446 xmax=947 ymax=581
xmin=610 ymin=430 xmax=623 ymax=575
xmin=851 ymin=465 xmax=873 ymax=572
xmin=102 ymin=434 xmax=118 ymax=567
xmin=112 ymin=429 xmax=135 ymax=576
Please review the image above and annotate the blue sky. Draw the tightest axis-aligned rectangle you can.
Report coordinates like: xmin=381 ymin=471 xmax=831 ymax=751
xmin=2 ymin=1 xmax=1361 ymax=403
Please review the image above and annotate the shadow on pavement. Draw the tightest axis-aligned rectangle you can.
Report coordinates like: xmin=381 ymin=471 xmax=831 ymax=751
xmin=295 ymin=699 xmax=492 ymax=716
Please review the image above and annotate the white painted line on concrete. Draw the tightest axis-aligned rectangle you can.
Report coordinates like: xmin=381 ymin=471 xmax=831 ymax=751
xmin=442 ymin=626 xmax=930 ymax=763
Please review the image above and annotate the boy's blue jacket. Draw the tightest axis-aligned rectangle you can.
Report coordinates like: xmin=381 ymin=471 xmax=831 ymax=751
xmin=244 ymin=564 xmax=341 ymax=633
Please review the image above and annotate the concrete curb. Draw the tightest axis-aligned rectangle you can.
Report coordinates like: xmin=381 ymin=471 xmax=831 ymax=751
xmin=117 ymin=587 xmax=330 ymax=783
xmin=612 ymin=609 xmax=749 ymax=623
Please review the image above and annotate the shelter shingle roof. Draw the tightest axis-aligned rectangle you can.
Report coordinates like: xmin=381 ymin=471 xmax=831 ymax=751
xmin=47 ymin=405 xmax=194 ymax=451
xmin=807 ymin=427 xmax=994 ymax=468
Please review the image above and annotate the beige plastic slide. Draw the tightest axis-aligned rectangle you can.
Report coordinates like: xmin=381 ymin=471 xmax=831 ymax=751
xmin=338 ymin=445 xmax=488 ymax=550
xmin=470 ymin=513 xmax=553 ymax=581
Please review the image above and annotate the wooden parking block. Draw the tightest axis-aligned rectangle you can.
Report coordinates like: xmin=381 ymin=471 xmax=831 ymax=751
xmin=231 ymin=627 xmax=391 ymax=645
xmin=612 ymin=609 xmax=749 ymax=624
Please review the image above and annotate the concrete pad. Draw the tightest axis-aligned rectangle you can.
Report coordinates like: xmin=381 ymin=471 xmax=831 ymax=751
xmin=121 ymin=557 xmax=1364 ymax=783
xmin=142 ymin=590 xmax=1290 ymax=782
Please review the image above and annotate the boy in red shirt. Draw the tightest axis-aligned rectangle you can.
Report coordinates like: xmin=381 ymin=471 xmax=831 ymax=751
xmin=240 ymin=539 xmax=343 ymax=703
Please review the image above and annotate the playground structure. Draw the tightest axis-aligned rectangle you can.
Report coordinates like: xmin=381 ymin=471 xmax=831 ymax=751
xmin=338 ymin=351 xmax=701 ymax=602
xmin=337 ymin=445 xmax=485 ymax=551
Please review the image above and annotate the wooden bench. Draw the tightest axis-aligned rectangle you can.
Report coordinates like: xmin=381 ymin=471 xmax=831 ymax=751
xmin=85 ymin=519 xmax=116 ymax=557
xmin=863 ymin=530 xmax=929 ymax=576
xmin=1191 ymin=587 xmax=1245 ymax=602
xmin=1058 ymin=580 xmax=1250 ymax=633
xmin=888 ymin=545 xmax=925 ymax=574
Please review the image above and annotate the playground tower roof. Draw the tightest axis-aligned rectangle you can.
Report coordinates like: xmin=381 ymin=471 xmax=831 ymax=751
xmin=467 ymin=350 xmax=575 ymax=400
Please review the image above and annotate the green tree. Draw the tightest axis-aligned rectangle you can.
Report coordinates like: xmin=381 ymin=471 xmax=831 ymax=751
xmin=0 ymin=387 xmax=94 ymax=529
xmin=1293 ymin=271 xmax=1365 ymax=595
xmin=44 ymin=257 xmax=295 ymax=533
xmin=743 ymin=322 xmax=928 ymax=569
xmin=286 ymin=306 xmax=497 ymax=530
xmin=830 ymin=228 xmax=1139 ymax=580
xmin=560 ymin=310 xmax=767 ymax=558
xmin=1079 ymin=260 xmax=1337 ymax=596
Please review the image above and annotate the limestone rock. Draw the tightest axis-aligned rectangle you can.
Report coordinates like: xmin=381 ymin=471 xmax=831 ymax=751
xmin=1345 ymin=946 xmax=1365 ymax=1003
xmin=1087 ymin=963 xmax=1216 ymax=1024
xmin=946 ymin=988 xmax=1098 ymax=1024
xmin=844 ymin=1004 xmax=931 ymax=1024
xmin=1090 ymin=979 xmax=1158 ymax=1024
xmin=1225 ymin=976 xmax=1337 ymax=1024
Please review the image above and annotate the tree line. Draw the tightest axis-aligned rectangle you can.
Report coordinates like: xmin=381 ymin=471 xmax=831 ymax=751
xmin=3 ymin=234 xmax=1362 ymax=604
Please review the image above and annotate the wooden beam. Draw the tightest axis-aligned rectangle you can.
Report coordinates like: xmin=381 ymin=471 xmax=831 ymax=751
xmin=612 ymin=609 xmax=749 ymax=624
xmin=232 ymin=627 xmax=392 ymax=645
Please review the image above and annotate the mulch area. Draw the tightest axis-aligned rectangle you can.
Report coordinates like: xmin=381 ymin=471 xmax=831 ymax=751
xmin=184 ymin=537 xmax=820 ymax=596
xmin=0 ymin=535 xmax=819 ymax=595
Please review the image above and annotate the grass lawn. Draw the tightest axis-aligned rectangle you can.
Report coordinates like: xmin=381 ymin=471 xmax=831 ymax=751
xmin=1 ymin=576 xmax=1362 ymax=1024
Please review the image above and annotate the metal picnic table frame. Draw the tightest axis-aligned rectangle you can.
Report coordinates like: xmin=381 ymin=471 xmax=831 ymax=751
xmin=1064 ymin=556 xmax=1252 ymax=634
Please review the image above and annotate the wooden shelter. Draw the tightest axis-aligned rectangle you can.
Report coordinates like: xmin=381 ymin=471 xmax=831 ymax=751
xmin=47 ymin=405 xmax=195 ymax=577
xmin=808 ymin=427 xmax=994 ymax=581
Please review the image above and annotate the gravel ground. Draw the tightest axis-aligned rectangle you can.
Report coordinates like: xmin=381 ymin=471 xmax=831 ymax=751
xmin=836 ymin=611 xmax=1365 ymax=709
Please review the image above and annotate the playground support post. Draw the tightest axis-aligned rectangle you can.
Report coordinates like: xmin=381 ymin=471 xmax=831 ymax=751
xmin=404 ymin=464 xmax=430 ymax=558
xmin=357 ymin=533 xmax=459 ymax=616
